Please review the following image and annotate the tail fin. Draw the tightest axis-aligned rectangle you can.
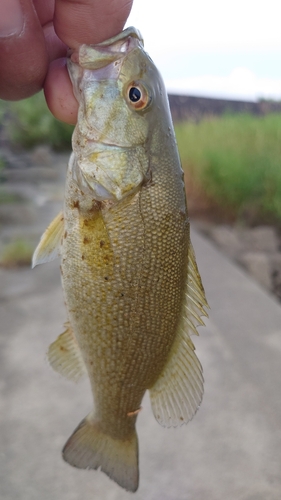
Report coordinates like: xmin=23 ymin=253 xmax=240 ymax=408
xmin=62 ymin=414 xmax=139 ymax=492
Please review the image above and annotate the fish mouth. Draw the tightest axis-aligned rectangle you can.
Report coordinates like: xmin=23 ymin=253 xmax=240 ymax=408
xmin=68 ymin=27 xmax=143 ymax=71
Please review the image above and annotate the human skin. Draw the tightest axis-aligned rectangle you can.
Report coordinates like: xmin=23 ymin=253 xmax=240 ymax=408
xmin=0 ymin=0 xmax=133 ymax=124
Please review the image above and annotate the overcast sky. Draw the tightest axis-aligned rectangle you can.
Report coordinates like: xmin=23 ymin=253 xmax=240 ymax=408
xmin=126 ymin=0 xmax=281 ymax=101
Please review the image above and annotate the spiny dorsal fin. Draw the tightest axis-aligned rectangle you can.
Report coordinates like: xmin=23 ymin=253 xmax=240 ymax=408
xmin=149 ymin=240 xmax=209 ymax=427
xmin=32 ymin=211 xmax=64 ymax=268
xmin=48 ymin=322 xmax=87 ymax=383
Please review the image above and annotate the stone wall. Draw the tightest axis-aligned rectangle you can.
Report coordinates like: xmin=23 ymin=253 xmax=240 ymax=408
xmin=168 ymin=94 xmax=281 ymax=123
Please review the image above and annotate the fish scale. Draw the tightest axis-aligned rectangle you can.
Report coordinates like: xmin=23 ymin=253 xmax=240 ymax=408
xmin=32 ymin=26 xmax=208 ymax=493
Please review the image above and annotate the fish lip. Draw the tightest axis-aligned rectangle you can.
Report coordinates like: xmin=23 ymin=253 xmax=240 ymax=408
xmin=68 ymin=27 xmax=143 ymax=71
xmin=95 ymin=27 xmax=143 ymax=48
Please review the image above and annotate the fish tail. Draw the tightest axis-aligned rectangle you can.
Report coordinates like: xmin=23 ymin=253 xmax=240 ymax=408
xmin=62 ymin=413 xmax=139 ymax=492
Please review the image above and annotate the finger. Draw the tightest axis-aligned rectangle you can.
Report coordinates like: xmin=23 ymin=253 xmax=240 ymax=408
xmin=54 ymin=0 xmax=133 ymax=48
xmin=34 ymin=0 xmax=67 ymax=61
xmin=33 ymin=0 xmax=55 ymax=26
xmin=44 ymin=58 xmax=78 ymax=124
xmin=43 ymin=22 xmax=68 ymax=61
xmin=45 ymin=0 xmax=133 ymax=123
xmin=0 ymin=0 xmax=49 ymax=100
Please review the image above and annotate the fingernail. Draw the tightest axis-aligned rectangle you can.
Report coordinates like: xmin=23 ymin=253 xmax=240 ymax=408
xmin=0 ymin=0 xmax=24 ymax=37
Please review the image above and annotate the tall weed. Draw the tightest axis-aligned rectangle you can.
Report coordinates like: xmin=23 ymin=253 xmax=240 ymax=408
xmin=175 ymin=113 xmax=281 ymax=223
xmin=1 ymin=92 xmax=73 ymax=150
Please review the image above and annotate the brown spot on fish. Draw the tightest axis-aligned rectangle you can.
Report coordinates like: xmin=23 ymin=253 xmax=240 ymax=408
xmin=104 ymin=276 xmax=108 ymax=281
xmin=72 ymin=200 xmax=80 ymax=209
xmin=83 ymin=237 xmax=90 ymax=244
xmin=90 ymin=200 xmax=101 ymax=212
xmin=127 ymin=407 xmax=142 ymax=417
xmin=81 ymin=255 xmax=85 ymax=260
xmin=64 ymin=231 xmax=68 ymax=239
xmin=100 ymin=240 xmax=105 ymax=248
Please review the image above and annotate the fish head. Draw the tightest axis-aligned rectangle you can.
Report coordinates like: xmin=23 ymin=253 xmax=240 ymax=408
xmin=67 ymin=27 xmax=169 ymax=202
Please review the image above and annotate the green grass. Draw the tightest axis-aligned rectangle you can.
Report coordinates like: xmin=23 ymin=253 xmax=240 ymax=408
xmin=175 ymin=113 xmax=281 ymax=223
xmin=0 ymin=190 xmax=21 ymax=204
xmin=0 ymin=92 xmax=73 ymax=150
xmin=0 ymin=238 xmax=34 ymax=267
xmin=0 ymin=157 xmax=4 ymax=180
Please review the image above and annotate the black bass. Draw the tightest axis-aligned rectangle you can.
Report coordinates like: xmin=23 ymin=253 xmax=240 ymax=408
xmin=33 ymin=27 xmax=208 ymax=492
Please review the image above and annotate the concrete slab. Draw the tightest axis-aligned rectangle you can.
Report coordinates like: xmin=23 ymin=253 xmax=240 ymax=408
xmin=0 ymin=228 xmax=281 ymax=499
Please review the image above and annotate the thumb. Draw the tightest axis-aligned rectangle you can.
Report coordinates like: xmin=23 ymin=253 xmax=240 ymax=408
xmin=0 ymin=0 xmax=48 ymax=100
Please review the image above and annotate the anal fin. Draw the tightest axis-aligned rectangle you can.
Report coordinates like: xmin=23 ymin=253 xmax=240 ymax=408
xmin=32 ymin=211 xmax=64 ymax=268
xmin=48 ymin=322 xmax=87 ymax=383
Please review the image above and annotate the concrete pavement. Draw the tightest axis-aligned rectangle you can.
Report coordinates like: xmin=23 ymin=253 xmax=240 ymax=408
xmin=1 ymin=228 xmax=281 ymax=500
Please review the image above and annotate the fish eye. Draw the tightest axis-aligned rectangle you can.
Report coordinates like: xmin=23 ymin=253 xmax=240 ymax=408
xmin=129 ymin=87 xmax=141 ymax=102
xmin=126 ymin=82 xmax=151 ymax=110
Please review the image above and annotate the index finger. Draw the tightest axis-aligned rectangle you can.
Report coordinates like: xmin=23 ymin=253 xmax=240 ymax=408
xmin=45 ymin=0 xmax=133 ymax=123
xmin=54 ymin=0 xmax=133 ymax=47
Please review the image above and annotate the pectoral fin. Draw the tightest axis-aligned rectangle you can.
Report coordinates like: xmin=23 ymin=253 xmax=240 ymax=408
xmin=48 ymin=322 xmax=87 ymax=383
xmin=32 ymin=211 xmax=64 ymax=268
xmin=149 ymin=240 xmax=209 ymax=427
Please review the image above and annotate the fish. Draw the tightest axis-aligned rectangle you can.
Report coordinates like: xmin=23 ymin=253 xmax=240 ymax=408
xmin=32 ymin=26 xmax=208 ymax=492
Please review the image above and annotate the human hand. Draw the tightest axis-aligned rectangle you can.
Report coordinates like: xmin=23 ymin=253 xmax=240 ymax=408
xmin=0 ymin=0 xmax=133 ymax=124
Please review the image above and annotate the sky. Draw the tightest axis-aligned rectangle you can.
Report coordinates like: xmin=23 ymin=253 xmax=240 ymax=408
xmin=126 ymin=0 xmax=281 ymax=101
